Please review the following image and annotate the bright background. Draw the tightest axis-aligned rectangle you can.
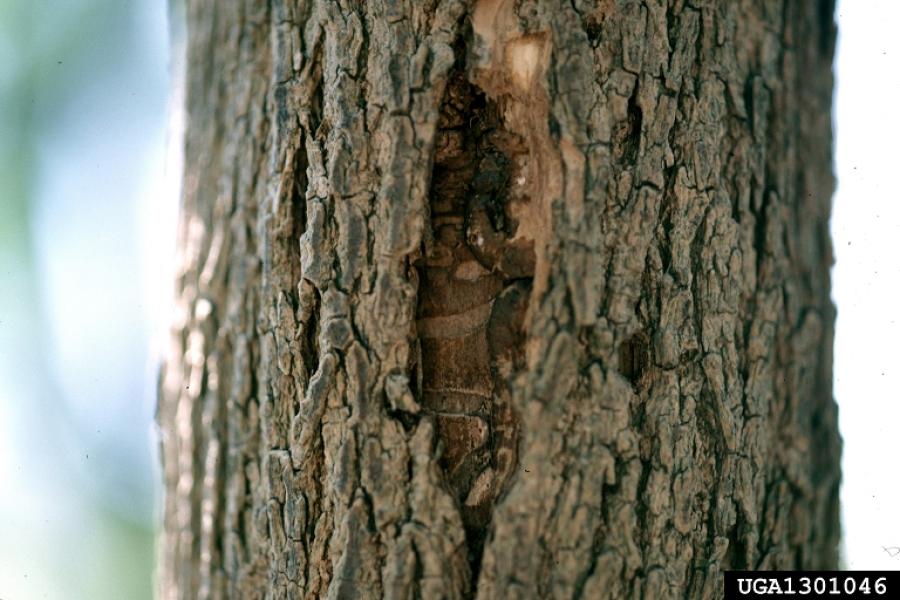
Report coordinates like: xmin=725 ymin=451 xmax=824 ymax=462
xmin=0 ymin=1 xmax=895 ymax=597
xmin=832 ymin=0 xmax=900 ymax=571
xmin=0 ymin=0 xmax=179 ymax=597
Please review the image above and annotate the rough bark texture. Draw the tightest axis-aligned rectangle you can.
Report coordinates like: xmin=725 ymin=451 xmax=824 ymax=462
xmin=158 ymin=1 xmax=840 ymax=598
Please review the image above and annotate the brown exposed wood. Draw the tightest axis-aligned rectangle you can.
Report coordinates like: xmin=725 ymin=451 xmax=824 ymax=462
xmin=415 ymin=65 xmax=534 ymax=572
xmin=158 ymin=1 xmax=841 ymax=598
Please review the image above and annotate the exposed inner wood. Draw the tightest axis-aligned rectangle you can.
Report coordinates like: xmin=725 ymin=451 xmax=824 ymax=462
xmin=415 ymin=63 xmax=533 ymax=575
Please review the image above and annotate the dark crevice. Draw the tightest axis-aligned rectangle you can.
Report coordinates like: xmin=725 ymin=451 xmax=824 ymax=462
xmin=815 ymin=0 xmax=836 ymax=56
xmin=305 ymin=37 xmax=326 ymax=141
xmin=290 ymin=145 xmax=308 ymax=261
xmin=752 ymin=189 xmax=771 ymax=284
xmin=583 ymin=17 xmax=604 ymax=47
xmin=618 ymin=330 xmax=650 ymax=390
xmin=303 ymin=284 xmax=321 ymax=376
xmin=743 ymin=75 xmax=756 ymax=135
xmin=614 ymin=83 xmax=644 ymax=165
xmin=723 ymin=509 xmax=747 ymax=569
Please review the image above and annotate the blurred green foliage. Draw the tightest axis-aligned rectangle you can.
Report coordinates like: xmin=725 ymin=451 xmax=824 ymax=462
xmin=1 ymin=1 xmax=164 ymax=598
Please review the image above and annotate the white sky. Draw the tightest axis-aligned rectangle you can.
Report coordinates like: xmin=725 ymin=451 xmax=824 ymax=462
xmin=833 ymin=0 xmax=900 ymax=570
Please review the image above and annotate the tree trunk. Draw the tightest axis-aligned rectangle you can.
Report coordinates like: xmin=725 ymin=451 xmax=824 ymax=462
xmin=158 ymin=1 xmax=840 ymax=598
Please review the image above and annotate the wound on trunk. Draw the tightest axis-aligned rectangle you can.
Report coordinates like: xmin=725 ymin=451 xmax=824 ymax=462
xmin=414 ymin=63 xmax=534 ymax=573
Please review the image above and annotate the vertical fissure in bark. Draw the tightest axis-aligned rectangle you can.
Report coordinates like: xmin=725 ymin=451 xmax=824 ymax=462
xmin=290 ymin=147 xmax=308 ymax=251
xmin=415 ymin=49 xmax=534 ymax=583
xmin=301 ymin=282 xmax=321 ymax=382
xmin=617 ymin=330 xmax=649 ymax=389
xmin=618 ymin=83 xmax=643 ymax=166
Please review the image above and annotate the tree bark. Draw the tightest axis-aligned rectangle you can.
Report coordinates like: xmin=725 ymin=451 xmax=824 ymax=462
xmin=158 ymin=1 xmax=840 ymax=598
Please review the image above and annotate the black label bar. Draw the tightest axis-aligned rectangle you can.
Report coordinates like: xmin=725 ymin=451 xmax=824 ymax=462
xmin=725 ymin=572 xmax=900 ymax=599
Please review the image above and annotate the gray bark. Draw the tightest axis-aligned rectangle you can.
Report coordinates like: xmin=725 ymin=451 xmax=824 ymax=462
xmin=158 ymin=1 xmax=841 ymax=598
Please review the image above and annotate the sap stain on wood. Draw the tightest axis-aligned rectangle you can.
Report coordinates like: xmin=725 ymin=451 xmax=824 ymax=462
xmin=415 ymin=67 xmax=533 ymax=568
